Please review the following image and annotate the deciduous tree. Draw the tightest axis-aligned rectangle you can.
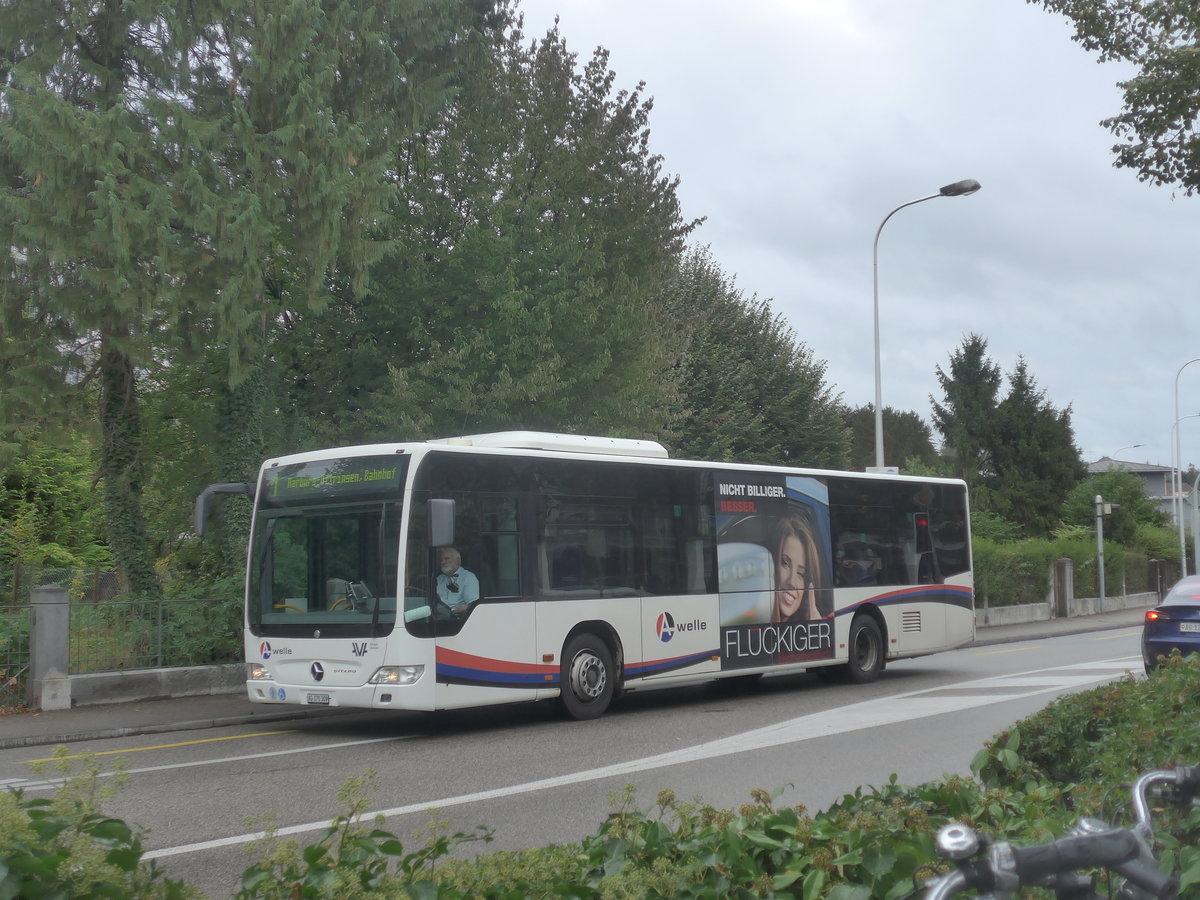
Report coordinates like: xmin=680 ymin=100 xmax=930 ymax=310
xmin=1032 ymin=0 xmax=1200 ymax=194
xmin=842 ymin=404 xmax=938 ymax=472
xmin=660 ymin=248 xmax=849 ymax=468
xmin=0 ymin=431 xmax=111 ymax=569
xmin=1062 ymin=468 xmax=1167 ymax=546
xmin=278 ymin=16 xmax=695 ymax=445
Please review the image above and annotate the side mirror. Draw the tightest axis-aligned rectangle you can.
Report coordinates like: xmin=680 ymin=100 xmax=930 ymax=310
xmin=427 ymin=498 xmax=455 ymax=548
xmin=194 ymin=482 xmax=256 ymax=537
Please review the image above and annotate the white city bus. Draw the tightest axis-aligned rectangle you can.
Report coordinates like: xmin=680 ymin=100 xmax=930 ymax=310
xmin=196 ymin=431 xmax=974 ymax=719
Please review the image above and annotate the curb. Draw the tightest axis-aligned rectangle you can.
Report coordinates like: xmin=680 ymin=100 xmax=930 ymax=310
xmin=0 ymin=707 xmax=355 ymax=751
xmin=968 ymin=625 xmax=1135 ymax=650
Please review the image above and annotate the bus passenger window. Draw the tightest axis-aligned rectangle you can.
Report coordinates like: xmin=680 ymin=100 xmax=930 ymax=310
xmin=538 ymin=499 xmax=637 ymax=598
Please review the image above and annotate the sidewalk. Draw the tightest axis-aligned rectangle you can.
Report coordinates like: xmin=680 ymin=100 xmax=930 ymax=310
xmin=969 ymin=604 xmax=1147 ymax=647
xmin=1 ymin=607 xmax=1149 ymax=751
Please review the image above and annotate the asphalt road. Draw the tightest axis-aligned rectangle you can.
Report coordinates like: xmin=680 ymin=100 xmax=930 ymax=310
xmin=0 ymin=625 xmax=1145 ymax=898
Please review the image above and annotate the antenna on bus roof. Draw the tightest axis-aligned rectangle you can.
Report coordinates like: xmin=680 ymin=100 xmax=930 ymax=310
xmin=429 ymin=431 xmax=669 ymax=459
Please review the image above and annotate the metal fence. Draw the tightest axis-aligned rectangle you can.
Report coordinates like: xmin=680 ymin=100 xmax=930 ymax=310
xmin=1 ymin=565 xmax=242 ymax=706
xmin=4 ymin=565 xmax=125 ymax=606
xmin=0 ymin=600 xmax=29 ymax=710
xmin=68 ymin=595 xmax=242 ymax=673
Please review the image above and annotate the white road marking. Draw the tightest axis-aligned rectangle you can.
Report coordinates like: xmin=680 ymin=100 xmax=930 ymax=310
xmin=145 ymin=654 xmax=1141 ymax=861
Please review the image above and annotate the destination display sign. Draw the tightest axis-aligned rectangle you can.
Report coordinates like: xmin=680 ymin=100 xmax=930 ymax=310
xmin=262 ymin=455 xmax=408 ymax=505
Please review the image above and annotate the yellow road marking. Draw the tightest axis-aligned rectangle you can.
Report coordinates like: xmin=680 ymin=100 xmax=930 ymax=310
xmin=973 ymin=647 xmax=1030 ymax=655
xmin=24 ymin=730 xmax=295 ymax=764
xmin=1094 ymin=630 xmax=1141 ymax=640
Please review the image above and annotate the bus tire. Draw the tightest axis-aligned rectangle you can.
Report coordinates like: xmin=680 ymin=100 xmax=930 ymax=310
xmin=560 ymin=633 xmax=616 ymax=720
xmin=845 ymin=615 xmax=884 ymax=684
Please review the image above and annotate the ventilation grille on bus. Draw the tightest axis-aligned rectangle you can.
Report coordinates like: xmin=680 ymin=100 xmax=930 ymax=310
xmin=901 ymin=610 xmax=922 ymax=633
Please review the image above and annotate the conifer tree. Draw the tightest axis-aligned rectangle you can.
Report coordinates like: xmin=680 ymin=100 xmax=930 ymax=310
xmin=932 ymin=337 xmax=1083 ymax=534
xmin=931 ymin=334 xmax=1003 ymax=491
xmin=0 ymin=0 xmax=496 ymax=591
xmin=990 ymin=358 xmax=1085 ymax=534
xmin=0 ymin=0 xmax=183 ymax=595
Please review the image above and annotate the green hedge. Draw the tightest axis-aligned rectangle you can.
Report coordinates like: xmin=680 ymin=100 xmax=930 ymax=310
xmin=972 ymin=536 xmax=1170 ymax=608
xmin=5 ymin=657 xmax=1200 ymax=899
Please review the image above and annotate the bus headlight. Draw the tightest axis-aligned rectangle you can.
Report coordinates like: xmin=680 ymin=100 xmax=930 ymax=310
xmin=248 ymin=663 xmax=271 ymax=680
xmin=369 ymin=665 xmax=423 ymax=685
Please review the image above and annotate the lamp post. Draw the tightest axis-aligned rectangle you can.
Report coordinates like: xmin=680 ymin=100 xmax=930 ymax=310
xmin=1173 ymin=358 xmax=1200 ymax=564
xmin=1172 ymin=411 xmax=1200 ymax=573
xmin=1193 ymin=471 xmax=1199 ymax=576
xmin=1190 ymin=472 xmax=1200 ymax=578
xmin=872 ymin=178 xmax=981 ymax=471
xmin=1095 ymin=493 xmax=1107 ymax=613
xmin=1109 ymin=444 xmax=1143 ymax=460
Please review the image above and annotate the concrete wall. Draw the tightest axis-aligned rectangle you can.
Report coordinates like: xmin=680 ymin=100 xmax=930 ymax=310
xmin=69 ymin=664 xmax=245 ymax=706
xmin=976 ymin=589 xmax=1156 ymax=627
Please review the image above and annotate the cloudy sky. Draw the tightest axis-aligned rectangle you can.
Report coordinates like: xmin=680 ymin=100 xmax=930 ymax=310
xmin=517 ymin=0 xmax=1200 ymax=473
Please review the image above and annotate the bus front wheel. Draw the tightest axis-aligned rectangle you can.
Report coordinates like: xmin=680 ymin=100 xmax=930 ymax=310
xmin=846 ymin=615 xmax=884 ymax=684
xmin=560 ymin=634 xmax=616 ymax=720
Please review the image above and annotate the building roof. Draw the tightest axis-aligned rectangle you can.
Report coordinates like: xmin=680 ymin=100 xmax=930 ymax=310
xmin=1087 ymin=456 xmax=1173 ymax=474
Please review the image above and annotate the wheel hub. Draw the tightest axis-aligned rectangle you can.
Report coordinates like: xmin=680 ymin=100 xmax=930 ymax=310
xmin=570 ymin=651 xmax=606 ymax=700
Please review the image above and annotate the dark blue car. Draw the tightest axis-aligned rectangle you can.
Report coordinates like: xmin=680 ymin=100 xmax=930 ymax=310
xmin=1142 ymin=574 xmax=1200 ymax=672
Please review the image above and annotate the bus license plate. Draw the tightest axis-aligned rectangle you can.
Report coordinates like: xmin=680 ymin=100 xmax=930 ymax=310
xmin=306 ymin=692 xmax=332 ymax=705
xmin=1179 ymin=623 xmax=1200 ymax=633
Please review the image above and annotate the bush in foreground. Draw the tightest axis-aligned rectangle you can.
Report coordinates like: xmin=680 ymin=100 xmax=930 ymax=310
xmin=3 ymin=655 xmax=1199 ymax=899
xmin=0 ymin=750 xmax=192 ymax=899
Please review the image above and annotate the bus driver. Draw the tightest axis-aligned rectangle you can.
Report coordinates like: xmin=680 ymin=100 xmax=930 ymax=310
xmin=436 ymin=546 xmax=480 ymax=615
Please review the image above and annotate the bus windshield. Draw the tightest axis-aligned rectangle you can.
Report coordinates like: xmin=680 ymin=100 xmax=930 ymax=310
xmin=247 ymin=455 xmax=408 ymax=638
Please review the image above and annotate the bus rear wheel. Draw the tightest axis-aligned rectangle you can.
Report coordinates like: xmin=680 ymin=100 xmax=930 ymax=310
xmin=846 ymin=615 xmax=884 ymax=684
xmin=560 ymin=633 xmax=616 ymax=720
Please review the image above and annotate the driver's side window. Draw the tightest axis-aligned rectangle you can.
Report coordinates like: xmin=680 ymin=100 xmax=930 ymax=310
xmin=404 ymin=480 xmax=524 ymax=638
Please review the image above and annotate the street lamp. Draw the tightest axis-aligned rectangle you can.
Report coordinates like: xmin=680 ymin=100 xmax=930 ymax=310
xmin=1109 ymin=444 xmax=1143 ymax=460
xmin=872 ymin=179 xmax=981 ymax=471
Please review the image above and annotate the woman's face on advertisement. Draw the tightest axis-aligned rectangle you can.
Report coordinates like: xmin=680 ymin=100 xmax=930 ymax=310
xmin=774 ymin=533 xmax=809 ymax=620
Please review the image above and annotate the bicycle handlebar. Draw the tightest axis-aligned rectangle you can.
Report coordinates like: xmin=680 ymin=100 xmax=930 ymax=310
xmin=924 ymin=763 xmax=1198 ymax=899
xmin=925 ymin=829 xmax=1177 ymax=900
xmin=1013 ymin=834 xmax=1176 ymax=897
xmin=1131 ymin=766 xmax=1200 ymax=839
xmin=1010 ymin=830 xmax=1138 ymax=878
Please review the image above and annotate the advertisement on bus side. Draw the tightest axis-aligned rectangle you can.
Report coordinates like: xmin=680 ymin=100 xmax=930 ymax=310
xmin=716 ymin=474 xmax=834 ymax=669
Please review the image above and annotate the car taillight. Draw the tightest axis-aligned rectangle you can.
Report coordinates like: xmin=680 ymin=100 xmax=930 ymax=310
xmin=1145 ymin=609 xmax=1165 ymax=622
